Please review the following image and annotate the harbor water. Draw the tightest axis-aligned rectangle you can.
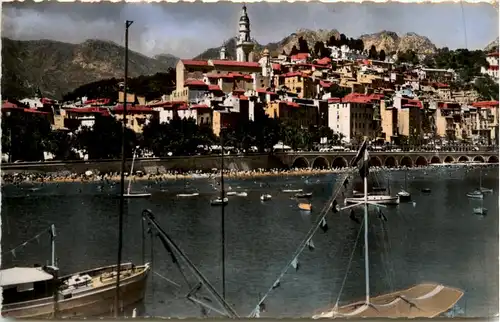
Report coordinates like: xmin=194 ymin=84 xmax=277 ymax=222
xmin=2 ymin=166 xmax=498 ymax=318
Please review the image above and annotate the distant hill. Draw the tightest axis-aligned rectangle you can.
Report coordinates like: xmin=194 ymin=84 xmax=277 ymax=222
xmin=359 ymin=30 xmax=437 ymax=55
xmin=194 ymin=29 xmax=438 ymax=60
xmin=1 ymin=37 xmax=179 ymax=100
xmin=194 ymin=28 xmax=342 ymax=60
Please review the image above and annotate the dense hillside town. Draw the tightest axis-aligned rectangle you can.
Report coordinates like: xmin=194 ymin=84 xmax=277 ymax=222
xmin=2 ymin=5 xmax=499 ymax=162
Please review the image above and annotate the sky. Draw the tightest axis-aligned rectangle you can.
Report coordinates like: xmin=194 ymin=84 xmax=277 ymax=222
xmin=2 ymin=1 xmax=498 ymax=59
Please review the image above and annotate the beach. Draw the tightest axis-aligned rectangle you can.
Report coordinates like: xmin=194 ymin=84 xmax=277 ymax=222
xmin=3 ymin=162 xmax=491 ymax=185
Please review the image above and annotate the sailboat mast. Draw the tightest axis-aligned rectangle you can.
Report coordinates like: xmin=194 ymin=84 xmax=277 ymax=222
xmin=363 ymin=148 xmax=370 ymax=304
xmin=115 ymin=19 xmax=134 ymax=318
xmin=127 ymin=148 xmax=136 ymax=194
xmin=220 ymin=127 xmax=226 ymax=300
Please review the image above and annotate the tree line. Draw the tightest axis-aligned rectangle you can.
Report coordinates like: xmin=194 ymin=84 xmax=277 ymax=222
xmin=2 ymin=111 xmax=343 ymax=162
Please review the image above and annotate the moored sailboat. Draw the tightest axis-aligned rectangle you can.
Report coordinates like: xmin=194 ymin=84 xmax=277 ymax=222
xmin=312 ymin=140 xmax=464 ymax=318
xmin=122 ymin=149 xmax=151 ymax=198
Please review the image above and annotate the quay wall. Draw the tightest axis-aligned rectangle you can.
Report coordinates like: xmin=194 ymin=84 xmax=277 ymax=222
xmin=0 ymin=154 xmax=287 ymax=175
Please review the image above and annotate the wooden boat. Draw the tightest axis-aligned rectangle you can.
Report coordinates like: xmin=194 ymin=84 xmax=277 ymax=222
xmin=298 ymin=203 xmax=312 ymax=211
xmin=260 ymin=194 xmax=272 ymax=201
xmin=295 ymin=192 xmax=313 ymax=199
xmin=122 ymin=149 xmax=151 ymax=199
xmin=210 ymin=197 xmax=228 ymax=206
xmin=1 ymin=263 xmax=149 ymax=318
xmin=345 ymin=195 xmax=399 ymax=205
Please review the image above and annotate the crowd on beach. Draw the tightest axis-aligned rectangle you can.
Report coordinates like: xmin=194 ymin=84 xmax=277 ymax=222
xmin=2 ymin=162 xmax=491 ymax=185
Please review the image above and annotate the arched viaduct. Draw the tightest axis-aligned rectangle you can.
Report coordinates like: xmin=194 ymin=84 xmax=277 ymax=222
xmin=277 ymin=151 xmax=499 ymax=169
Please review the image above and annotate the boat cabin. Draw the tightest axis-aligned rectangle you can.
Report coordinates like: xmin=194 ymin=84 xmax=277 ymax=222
xmin=1 ymin=266 xmax=59 ymax=305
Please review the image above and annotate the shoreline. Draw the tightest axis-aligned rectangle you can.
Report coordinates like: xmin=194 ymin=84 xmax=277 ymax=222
xmin=2 ymin=163 xmax=497 ymax=185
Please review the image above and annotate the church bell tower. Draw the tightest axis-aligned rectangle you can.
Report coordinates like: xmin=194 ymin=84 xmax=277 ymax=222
xmin=236 ymin=4 xmax=254 ymax=62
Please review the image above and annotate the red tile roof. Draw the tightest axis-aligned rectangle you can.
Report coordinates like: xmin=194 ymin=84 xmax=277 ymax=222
xmin=3 ymin=105 xmax=50 ymax=115
xmin=185 ymin=79 xmax=208 ymax=86
xmin=84 ymin=98 xmax=111 ymax=105
xmin=2 ymin=101 xmax=18 ymax=108
xmin=487 ymin=52 xmax=499 ymax=57
xmin=327 ymin=97 xmax=341 ymax=103
xmin=114 ymin=106 xmax=157 ymax=113
xmin=291 ymin=53 xmax=310 ymax=61
xmin=433 ymin=82 xmax=450 ymax=88
xmin=191 ymin=104 xmax=210 ymax=109
xmin=401 ymin=98 xmax=423 ymax=109
xmin=471 ymin=101 xmax=499 ymax=108
xmin=67 ymin=107 xmax=108 ymax=114
xmin=280 ymin=101 xmax=300 ymax=108
xmin=488 ymin=65 xmax=499 ymax=70
xmin=283 ymin=71 xmax=303 ymax=78
xmin=181 ymin=59 xmax=209 ymax=67
xmin=208 ymin=85 xmax=222 ymax=91
xmin=315 ymin=57 xmax=331 ymax=65
xmin=272 ymin=64 xmax=282 ymax=71
xmin=342 ymin=93 xmax=373 ymax=104
xmin=211 ymin=60 xmax=261 ymax=68
xmin=41 ymin=98 xmax=55 ymax=105
xmin=320 ymin=80 xmax=332 ymax=88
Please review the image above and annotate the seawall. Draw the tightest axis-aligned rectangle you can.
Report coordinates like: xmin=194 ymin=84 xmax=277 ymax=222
xmin=1 ymin=154 xmax=288 ymax=175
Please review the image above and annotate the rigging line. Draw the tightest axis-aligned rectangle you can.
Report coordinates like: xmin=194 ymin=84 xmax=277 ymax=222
xmin=378 ymin=219 xmax=394 ymax=292
xmin=333 ymin=220 xmax=364 ymax=309
xmin=248 ymin=171 xmax=352 ymax=318
xmin=2 ymin=226 xmax=52 ymax=257
xmin=381 ymin=218 xmax=396 ymax=292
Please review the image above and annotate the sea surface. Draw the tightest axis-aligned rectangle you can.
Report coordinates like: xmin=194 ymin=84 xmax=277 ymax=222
xmin=2 ymin=166 xmax=499 ymax=318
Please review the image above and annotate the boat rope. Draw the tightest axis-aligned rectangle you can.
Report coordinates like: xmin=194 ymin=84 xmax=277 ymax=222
xmin=248 ymin=171 xmax=352 ymax=318
xmin=2 ymin=226 xmax=53 ymax=258
xmin=333 ymin=220 xmax=364 ymax=310
xmin=379 ymin=217 xmax=395 ymax=292
xmin=150 ymin=226 xmax=155 ymax=299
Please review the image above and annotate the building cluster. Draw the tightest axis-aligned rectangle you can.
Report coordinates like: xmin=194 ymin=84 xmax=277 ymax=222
xmin=2 ymin=5 xmax=499 ymax=146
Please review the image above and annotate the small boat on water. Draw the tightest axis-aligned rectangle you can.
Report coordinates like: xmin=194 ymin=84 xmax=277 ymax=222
xmin=210 ymin=197 xmax=229 ymax=206
xmin=123 ymin=149 xmax=151 ymax=199
xmin=226 ymin=191 xmax=238 ymax=196
xmin=397 ymin=190 xmax=411 ymax=202
xmin=236 ymin=192 xmax=248 ymax=197
xmin=473 ymin=207 xmax=487 ymax=215
xmin=283 ymin=189 xmax=303 ymax=193
xmin=398 ymin=169 xmax=412 ymax=202
xmin=295 ymin=192 xmax=313 ymax=199
xmin=176 ymin=192 xmax=200 ymax=197
xmin=345 ymin=195 xmax=400 ymax=205
xmin=298 ymin=203 xmax=312 ymax=211
xmin=421 ymin=188 xmax=431 ymax=193
xmin=260 ymin=194 xmax=272 ymax=201
xmin=466 ymin=190 xmax=484 ymax=199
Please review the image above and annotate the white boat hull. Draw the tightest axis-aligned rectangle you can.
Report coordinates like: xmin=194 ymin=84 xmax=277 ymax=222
xmin=176 ymin=193 xmax=199 ymax=197
xmin=2 ymin=263 xmax=150 ymax=319
xmin=345 ymin=195 xmax=400 ymax=205
xmin=211 ymin=197 xmax=229 ymax=206
xmin=260 ymin=194 xmax=272 ymax=201
xmin=123 ymin=193 xmax=151 ymax=198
